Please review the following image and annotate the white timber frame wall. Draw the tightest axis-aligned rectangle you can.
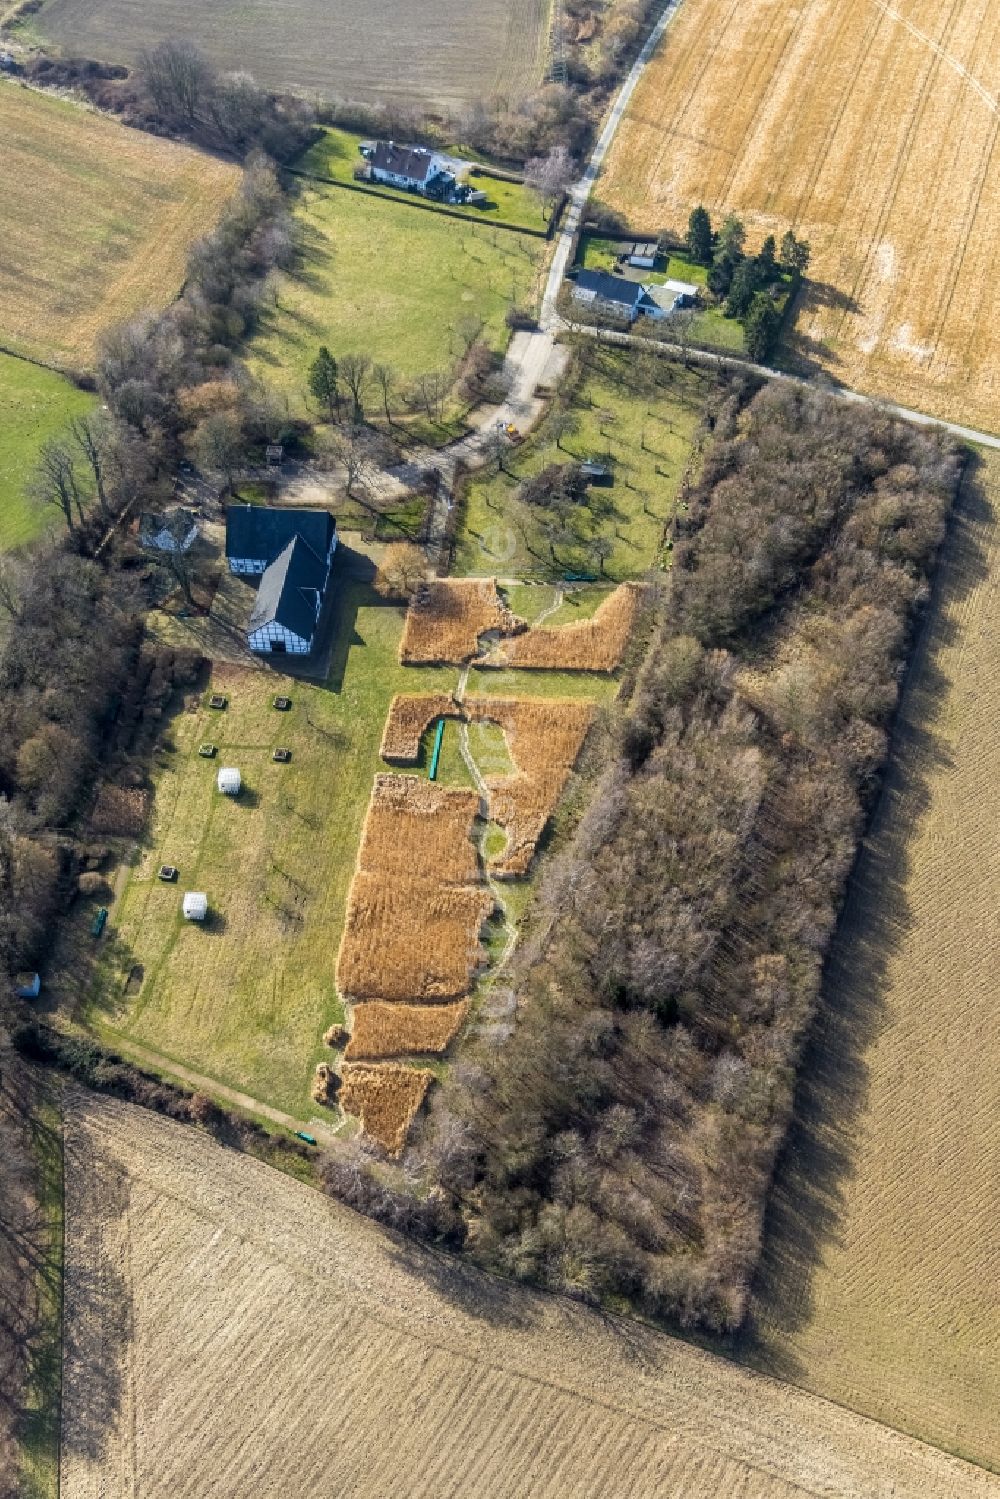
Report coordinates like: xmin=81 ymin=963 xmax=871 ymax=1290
xmin=248 ymin=621 xmax=312 ymax=655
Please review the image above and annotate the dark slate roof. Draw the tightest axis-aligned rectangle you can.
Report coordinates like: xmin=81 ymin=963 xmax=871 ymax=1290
xmin=370 ymin=141 xmax=436 ymax=183
xmin=573 ymin=269 xmax=648 ymax=309
xmin=249 ymin=536 xmax=328 ymax=642
xmin=225 ymin=505 xmax=335 ymax=566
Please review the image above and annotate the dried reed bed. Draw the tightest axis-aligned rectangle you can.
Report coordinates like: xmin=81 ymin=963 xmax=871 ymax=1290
xmin=339 ymin=1063 xmax=434 ymax=1155
xmin=400 ymin=578 xmax=525 ymax=664
xmin=336 ymin=872 xmax=494 ymax=1002
xmin=357 ymin=774 xmax=481 ymax=885
xmin=346 ymin=999 xmax=469 ymax=1060
xmin=485 ymin=768 xmax=573 ymax=877
xmin=465 ymin=697 xmax=595 ymax=772
xmin=380 ymin=693 xmax=459 ymax=762
xmin=495 ymin=584 xmax=641 ymax=671
xmin=465 ymin=697 xmax=595 ymax=876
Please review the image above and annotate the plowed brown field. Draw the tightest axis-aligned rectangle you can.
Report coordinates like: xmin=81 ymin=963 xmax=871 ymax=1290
xmin=60 ymin=1095 xmax=1000 ymax=1498
xmin=746 ymin=449 xmax=1000 ymax=1470
xmin=600 ymin=0 xmax=1000 ymax=432
xmin=31 ymin=0 xmax=549 ymax=111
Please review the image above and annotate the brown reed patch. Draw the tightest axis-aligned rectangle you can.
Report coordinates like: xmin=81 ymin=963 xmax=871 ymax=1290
xmin=357 ymin=774 xmax=482 ymax=885
xmin=495 ymin=584 xmax=641 ymax=671
xmin=346 ymin=999 xmax=469 ymax=1060
xmin=339 ymin=1063 xmax=434 ymax=1155
xmin=465 ymin=697 xmax=595 ymax=876
xmin=399 ymin=579 xmax=525 ymax=664
xmin=336 ymin=873 xmax=494 ymax=1002
xmin=380 ymin=693 xmax=460 ymax=763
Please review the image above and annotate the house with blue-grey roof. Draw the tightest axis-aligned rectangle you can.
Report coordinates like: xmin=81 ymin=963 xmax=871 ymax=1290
xmin=225 ymin=505 xmax=337 ymax=656
xmin=570 ymin=269 xmax=662 ymax=324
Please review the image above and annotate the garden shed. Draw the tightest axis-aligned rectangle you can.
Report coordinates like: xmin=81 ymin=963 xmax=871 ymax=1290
xmin=217 ymin=767 xmax=241 ymax=796
xmin=182 ymin=892 xmax=208 ymax=922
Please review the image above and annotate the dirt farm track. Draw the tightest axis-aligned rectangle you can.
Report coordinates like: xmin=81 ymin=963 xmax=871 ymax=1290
xmin=60 ymin=1095 xmax=999 ymax=1498
xmin=600 ymin=0 xmax=1000 ymax=434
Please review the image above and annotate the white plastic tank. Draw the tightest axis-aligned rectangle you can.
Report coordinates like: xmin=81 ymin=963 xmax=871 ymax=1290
xmin=217 ymin=767 xmax=241 ymax=796
xmin=182 ymin=892 xmax=208 ymax=922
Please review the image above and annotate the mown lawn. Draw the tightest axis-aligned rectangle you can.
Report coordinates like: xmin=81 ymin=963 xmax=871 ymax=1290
xmin=0 ymin=352 xmax=94 ymax=552
xmin=298 ymin=127 xmax=547 ymax=232
xmin=250 ymin=180 xmax=544 ymax=410
xmin=454 ymin=347 xmax=708 ymax=579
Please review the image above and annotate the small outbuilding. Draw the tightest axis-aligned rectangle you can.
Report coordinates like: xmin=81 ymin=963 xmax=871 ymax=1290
xmin=217 ymin=767 xmax=241 ymax=796
xmin=182 ymin=892 xmax=208 ymax=921
xmin=623 ymin=240 xmax=660 ymax=269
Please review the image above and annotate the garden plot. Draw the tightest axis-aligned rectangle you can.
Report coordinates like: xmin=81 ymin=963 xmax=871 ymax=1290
xmin=465 ymin=697 xmax=596 ymax=877
xmin=355 ymin=774 xmax=481 ymax=884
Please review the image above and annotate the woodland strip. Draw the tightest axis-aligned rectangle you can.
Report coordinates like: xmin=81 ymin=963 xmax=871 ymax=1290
xmin=432 ymin=380 xmax=961 ymax=1330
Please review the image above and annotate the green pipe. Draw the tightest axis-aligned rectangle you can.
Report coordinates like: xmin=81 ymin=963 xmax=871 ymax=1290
xmin=429 ymin=718 xmax=445 ymax=781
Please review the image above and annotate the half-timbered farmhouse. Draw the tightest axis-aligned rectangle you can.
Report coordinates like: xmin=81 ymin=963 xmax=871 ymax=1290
xmin=225 ymin=506 xmax=337 ymax=657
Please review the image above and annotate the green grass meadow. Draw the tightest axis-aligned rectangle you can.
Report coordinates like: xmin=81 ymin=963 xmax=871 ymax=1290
xmin=0 ymin=352 xmax=94 ymax=551
xmin=250 ymin=180 xmax=544 ymax=410
xmin=454 ymin=346 xmax=707 ymax=579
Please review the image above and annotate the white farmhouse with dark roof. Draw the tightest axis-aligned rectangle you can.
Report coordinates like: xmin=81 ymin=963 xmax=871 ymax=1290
xmin=359 ymin=140 xmax=457 ymax=197
xmin=225 ymin=506 xmax=337 ymax=657
xmin=570 ymin=269 xmax=662 ymax=324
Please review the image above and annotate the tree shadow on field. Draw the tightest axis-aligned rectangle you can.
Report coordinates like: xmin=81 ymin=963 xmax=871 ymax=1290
xmin=385 ymin=1237 xmax=539 ymax=1333
xmin=736 ymin=454 xmax=993 ymax=1383
xmin=59 ymin=1146 xmax=131 ymax=1473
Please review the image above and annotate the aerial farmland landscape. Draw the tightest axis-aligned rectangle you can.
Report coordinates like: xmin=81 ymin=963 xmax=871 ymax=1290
xmin=0 ymin=0 xmax=997 ymax=1494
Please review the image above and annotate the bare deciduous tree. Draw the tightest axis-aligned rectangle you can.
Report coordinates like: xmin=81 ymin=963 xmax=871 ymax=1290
xmin=523 ymin=145 xmax=576 ymax=219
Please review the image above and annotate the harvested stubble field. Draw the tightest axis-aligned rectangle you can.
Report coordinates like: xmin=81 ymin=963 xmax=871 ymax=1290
xmin=338 ymin=1062 xmax=435 ymax=1155
xmin=0 ymin=84 xmax=239 ymax=369
xmin=598 ymin=0 xmax=1000 ymax=432
xmin=356 ymin=774 xmax=481 ymax=884
xmin=336 ymin=873 xmax=494 ymax=1003
xmin=30 ymin=0 xmax=549 ymax=110
xmin=60 ymin=1094 xmax=1000 ymax=1498
xmin=746 ymin=450 xmax=1000 ymax=1471
xmin=380 ymin=692 xmax=459 ymax=762
xmin=399 ymin=578 xmax=525 ymax=665
xmin=345 ymin=999 xmax=469 ymax=1061
xmin=493 ymin=582 xmax=642 ymax=671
